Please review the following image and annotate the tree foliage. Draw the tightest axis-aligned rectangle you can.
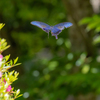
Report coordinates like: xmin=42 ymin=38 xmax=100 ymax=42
xmin=0 ymin=0 xmax=100 ymax=100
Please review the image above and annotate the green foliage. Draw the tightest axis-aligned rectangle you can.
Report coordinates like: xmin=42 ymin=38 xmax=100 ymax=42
xmin=79 ymin=15 xmax=100 ymax=45
xmin=0 ymin=24 xmax=22 ymax=100
xmin=1 ymin=0 xmax=100 ymax=100
xmin=0 ymin=38 xmax=10 ymax=53
xmin=93 ymin=36 xmax=100 ymax=45
xmin=79 ymin=15 xmax=100 ymax=32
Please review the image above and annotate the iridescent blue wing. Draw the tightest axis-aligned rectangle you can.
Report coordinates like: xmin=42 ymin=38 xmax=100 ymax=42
xmin=31 ymin=21 xmax=51 ymax=37
xmin=51 ymin=22 xmax=73 ymax=39
xmin=54 ymin=22 xmax=73 ymax=30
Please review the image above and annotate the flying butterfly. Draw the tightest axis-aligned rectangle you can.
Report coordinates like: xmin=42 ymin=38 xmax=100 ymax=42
xmin=31 ymin=21 xmax=73 ymax=39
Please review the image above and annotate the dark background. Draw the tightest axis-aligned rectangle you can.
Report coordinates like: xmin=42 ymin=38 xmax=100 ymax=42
xmin=0 ymin=0 xmax=100 ymax=100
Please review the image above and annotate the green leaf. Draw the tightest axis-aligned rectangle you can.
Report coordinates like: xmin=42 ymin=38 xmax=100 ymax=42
xmin=15 ymin=94 xmax=23 ymax=99
xmin=15 ymin=89 xmax=20 ymax=97
xmin=2 ymin=45 xmax=10 ymax=51
xmin=86 ymin=22 xmax=98 ymax=30
xmin=95 ymin=26 xmax=100 ymax=32
xmin=2 ymin=42 xmax=7 ymax=48
xmin=5 ymin=54 xmax=10 ymax=61
xmin=1 ymin=39 xmax=6 ymax=44
xmin=13 ymin=63 xmax=21 ymax=67
xmin=10 ymin=60 xmax=13 ymax=65
xmin=79 ymin=17 xmax=92 ymax=25
xmin=93 ymin=36 xmax=100 ymax=45
xmin=0 ymin=23 xmax=5 ymax=30
xmin=14 ymin=57 xmax=18 ymax=64
xmin=9 ymin=70 xmax=14 ymax=76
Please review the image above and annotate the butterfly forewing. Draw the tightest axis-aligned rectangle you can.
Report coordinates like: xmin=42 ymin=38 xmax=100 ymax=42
xmin=54 ymin=22 xmax=73 ymax=30
xmin=31 ymin=21 xmax=50 ymax=28
xmin=31 ymin=21 xmax=51 ymax=32
xmin=31 ymin=21 xmax=51 ymax=37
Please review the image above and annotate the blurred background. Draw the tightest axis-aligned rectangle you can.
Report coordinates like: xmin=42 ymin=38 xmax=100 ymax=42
xmin=0 ymin=0 xmax=100 ymax=100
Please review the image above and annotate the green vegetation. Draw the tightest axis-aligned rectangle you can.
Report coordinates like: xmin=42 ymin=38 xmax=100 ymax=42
xmin=0 ymin=24 xmax=22 ymax=100
xmin=0 ymin=0 xmax=100 ymax=100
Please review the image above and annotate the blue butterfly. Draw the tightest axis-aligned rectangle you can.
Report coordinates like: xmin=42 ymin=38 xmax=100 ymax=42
xmin=31 ymin=21 xmax=73 ymax=39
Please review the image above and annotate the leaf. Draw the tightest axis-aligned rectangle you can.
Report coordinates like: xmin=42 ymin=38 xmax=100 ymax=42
xmin=2 ymin=45 xmax=10 ymax=51
xmin=15 ymin=89 xmax=21 ymax=97
xmin=5 ymin=54 xmax=10 ymax=61
xmin=13 ymin=63 xmax=21 ymax=67
xmin=14 ymin=57 xmax=18 ymax=64
xmin=93 ymin=36 xmax=100 ymax=45
xmin=0 ymin=23 xmax=5 ymax=30
xmin=79 ymin=17 xmax=92 ymax=25
xmin=9 ymin=70 xmax=14 ymax=76
xmin=86 ymin=22 xmax=98 ymax=30
xmin=2 ymin=42 xmax=7 ymax=48
xmin=1 ymin=39 xmax=6 ymax=44
xmin=95 ymin=26 xmax=100 ymax=32
xmin=15 ymin=94 xmax=23 ymax=99
xmin=10 ymin=60 xmax=13 ymax=66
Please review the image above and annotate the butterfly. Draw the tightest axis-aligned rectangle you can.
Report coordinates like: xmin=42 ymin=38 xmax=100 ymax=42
xmin=31 ymin=21 xmax=73 ymax=39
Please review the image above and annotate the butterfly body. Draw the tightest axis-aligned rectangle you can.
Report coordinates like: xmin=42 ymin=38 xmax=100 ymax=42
xmin=51 ymin=27 xmax=62 ymax=39
xmin=31 ymin=21 xmax=72 ymax=39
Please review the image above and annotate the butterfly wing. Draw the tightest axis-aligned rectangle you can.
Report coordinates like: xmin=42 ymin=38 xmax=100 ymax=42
xmin=31 ymin=21 xmax=51 ymax=37
xmin=51 ymin=22 xmax=73 ymax=39
xmin=54 ymin=22 xmax=73 ymax=30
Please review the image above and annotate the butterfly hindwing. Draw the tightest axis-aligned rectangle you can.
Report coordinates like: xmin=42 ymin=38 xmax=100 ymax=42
xmin=51 ymin=22 xmax=73 ymax=39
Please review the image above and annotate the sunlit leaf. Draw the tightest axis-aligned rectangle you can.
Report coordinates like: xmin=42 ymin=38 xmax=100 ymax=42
xmin=79 ymin=17 xmax=92 ymax=25
xmin=14 ymin=57 xmax=18 ymax=64
xmin=93 ymin=36 xmax=100 ymax=45
xmin=0 ymin=23 xmax=5 ymax=30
